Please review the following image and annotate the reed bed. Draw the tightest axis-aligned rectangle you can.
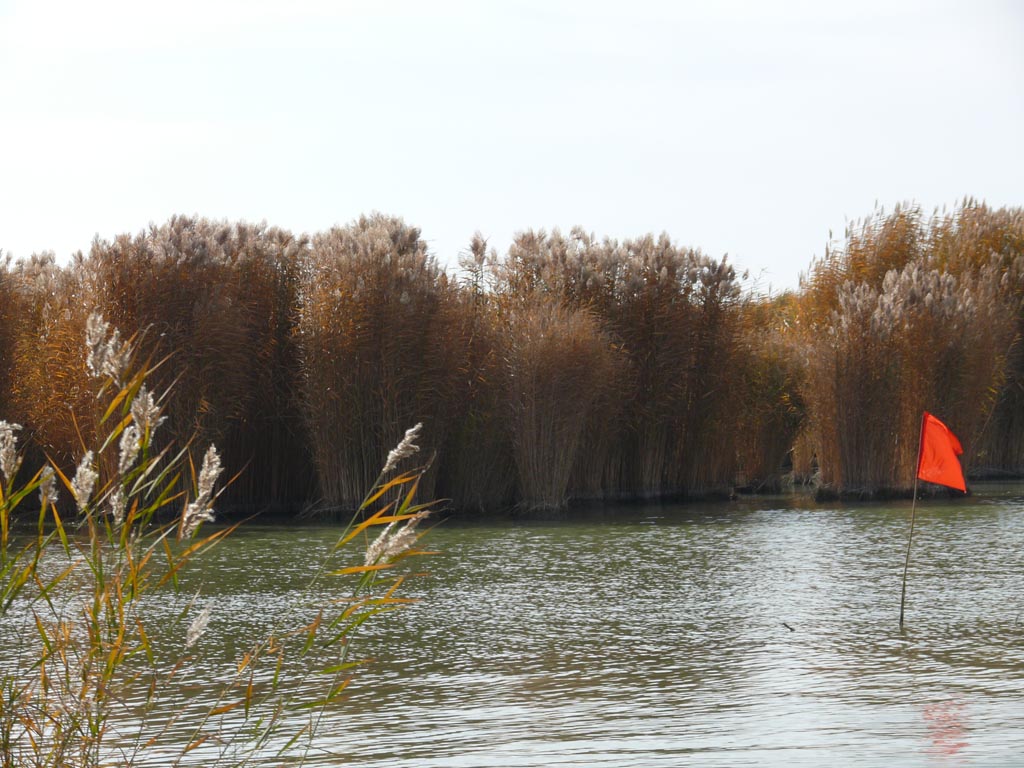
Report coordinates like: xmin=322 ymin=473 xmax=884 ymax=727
xmin=734 ymin=294 xmax=806 ymax=493
xmin=83 ymin=218 xmax=316 ymax=511
xmin=4 ymin=253 xmax=94 ymax=471
xmin=502 ymin=299 xmax=618 ymax=509
xmin=0 ymin=256 xmax=18 ymax=442
xmin=2 ymin=200 xmax=1023 ymax=512
xmin=493 ymin=228 xmax=746 ymax=499
xmin=798 ymin=203 xmax=1023 ymax=495
xmin=433 ymin=237 xmax=517 ymax=511
xmin=298 ymin=214 xmax=463 ymax=511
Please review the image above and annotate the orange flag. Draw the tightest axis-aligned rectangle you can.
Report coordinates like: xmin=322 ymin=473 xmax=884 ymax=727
xmin=916 ymin=412 xmax=966 ymax=492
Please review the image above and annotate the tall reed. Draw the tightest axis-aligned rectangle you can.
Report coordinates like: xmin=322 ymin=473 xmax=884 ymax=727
xmin=298 ymin=214 xmax=463 ymax=511
xmin=83 ymin=217 xmax=315 ymax=511
xmin=502 ymin=299 xmax=618 ymax=509
xmin=434 ymin=236 xmax=517 ymax=511
xmin=734 ymin=294 xmax=806 ymax=492
xmin=799 ymin=204 xmax=1021 ymax=494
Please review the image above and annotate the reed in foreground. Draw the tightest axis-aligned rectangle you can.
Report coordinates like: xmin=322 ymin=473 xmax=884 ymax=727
xmin=0 ymin=315 xmax=437 ymax=767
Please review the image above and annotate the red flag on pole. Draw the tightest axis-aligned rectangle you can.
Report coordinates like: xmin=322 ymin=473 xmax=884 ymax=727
xmin=916 ymin=412 xmax=966 ymax=492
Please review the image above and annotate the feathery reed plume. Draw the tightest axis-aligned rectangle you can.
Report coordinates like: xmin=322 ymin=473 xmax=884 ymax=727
xmin=37 ymin=465 xmax=57 ymax=507
xmin=108 ymin=484 xmax=127 ymax=526
xmin=383 ymin=422 xmax=422 ymax=473
xmin=0 ymin=420 xmax=21 ymax=485
xmin=181 ymin=444 xmax=222 ymax=539
xmin=85 ymin=312 xmax=131 ymax=384
xmin=117 ymin=423 xmax=141 ymax=475
xmin=70 ymin=450 xmax=98 ymax=513
xmin=185 ymin=606 xmax=212 ymax=650
xmin=364 ymin=511 xmax=430 ymax=566
xmin=130 ymin=385 xmax=165 ymax=437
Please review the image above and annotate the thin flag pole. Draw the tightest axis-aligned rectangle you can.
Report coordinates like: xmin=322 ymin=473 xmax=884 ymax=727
xmin=899 ymin=412 xmax=927 ymax=630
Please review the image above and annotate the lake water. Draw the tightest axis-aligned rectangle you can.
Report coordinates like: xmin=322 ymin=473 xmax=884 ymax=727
xmin=9 ymin=485 xmax=1024 ymax=765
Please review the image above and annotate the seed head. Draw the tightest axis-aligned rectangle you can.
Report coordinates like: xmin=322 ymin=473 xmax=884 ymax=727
xmin=39 ymin=465 xmax=58 ymax=507
xmin=0 ymin=421 xmax=22 ymax=485
xmin=85 ymin=313 xmax=132 ymax=384
xmin=185 ymin=606 xmax=211 ymax=650
xmin=130 ymin=386 xmax=165 ymax=437
xmin=364 ymin=511 xmax=429 ymax=566
xmin=71 ymin=451 xmax=98 ymax=514
xmin=118 ymin=425 xmax=141 ymax=476
xmin=181 ymin=445 xmax=222 ymax=539
xmin=383 ymin=423 xmax=422 ymax=474
xmin=108 ymin=486 xmax=127 ymax=527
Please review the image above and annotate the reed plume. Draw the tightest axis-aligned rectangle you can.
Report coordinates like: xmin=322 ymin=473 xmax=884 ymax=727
xmin=799 ymin=203 xmax=1022 ymax=494
xmin=433 ymin=236 xmax=518 ymax=510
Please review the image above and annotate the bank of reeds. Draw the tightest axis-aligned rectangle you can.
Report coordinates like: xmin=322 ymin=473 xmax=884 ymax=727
xmin=83 ymin=218 xmax=315 ymax=511
xmin=930 ymin=203 xmax=1024 ymax=472
xmin=298 ymin=214 xmax=463 ymax=511
xmin=434 ymin=237 xmax=517 ymax=511
xmin=798 ymin=204 xmax=1022 ymax=495
xmin=2 ymin=201 xmax=1023 ymax=512
xmin=734 ymin=294 xmax=806 ymax=493
xmin=0 ymin=256 xmax=18 ymax=439
xmin=502 ymin=299 xmax=619 ymax=509
xmin=493 ymin=228 xmax=746 ymax=500
xmin=4 ymin=253 xmax=94 ymax=470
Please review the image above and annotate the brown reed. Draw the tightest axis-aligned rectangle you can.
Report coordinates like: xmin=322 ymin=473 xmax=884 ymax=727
xmin=798 ymin=203 xmax=1022 ymax=494
xmin=83 ymin=217 xmax=315 ymax=511
xmin=501 ymin=298 xmax=618 ymax=509
xmin=734 ymin=294 xmax=806 ymax=492
xmin=298 ymin=214 xmax=464 ymax=511
xmin=434 ymin=235 xmax=517 ymax=511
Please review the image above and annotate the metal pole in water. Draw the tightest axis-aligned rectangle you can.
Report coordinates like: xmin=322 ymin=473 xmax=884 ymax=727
xmin=899 ymin=473 xmax=919 ymax=630
xmin=900 ymin=411 xmax=927 ymax=630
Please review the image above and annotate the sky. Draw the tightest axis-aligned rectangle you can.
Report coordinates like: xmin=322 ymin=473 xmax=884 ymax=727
xmin=1 ymin=0 xmax=1021 ymax=292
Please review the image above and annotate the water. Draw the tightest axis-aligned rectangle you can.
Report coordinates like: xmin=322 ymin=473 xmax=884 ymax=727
xmin=9 ymin=486 xmax=1024 ymax=765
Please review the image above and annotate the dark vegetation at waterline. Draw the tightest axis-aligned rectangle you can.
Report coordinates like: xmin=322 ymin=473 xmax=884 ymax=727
xmin=2 ymin=200 xmax=1023 ymax=513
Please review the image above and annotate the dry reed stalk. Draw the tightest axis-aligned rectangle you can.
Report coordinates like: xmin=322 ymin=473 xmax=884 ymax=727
xmin=733 ymin=295 xmax=806 ymax=492
xmin=298 ymin=214 xmax=463 ymax=511
xmin=798 ymin=203 xmax=1023 ymax=494
xmin=1 ymin=314 xmax=438 ymax=767
xmin=435 ymin=237 xmax=517 ymax=511
xmin=82 ymin=218 xmax=314 ymax=511
xmin=502 ymin=299 xmax=616 ymax=509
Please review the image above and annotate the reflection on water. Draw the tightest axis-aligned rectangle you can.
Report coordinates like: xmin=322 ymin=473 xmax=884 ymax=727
xmin=6 ymin=485 xmax=1024 ymax=766
xmin=923 ymin=699 xmax=969 ymax=759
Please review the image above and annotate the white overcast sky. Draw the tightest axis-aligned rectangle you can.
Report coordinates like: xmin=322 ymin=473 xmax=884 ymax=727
xmin=1 ymin=0 xmax=1021 ymax=291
